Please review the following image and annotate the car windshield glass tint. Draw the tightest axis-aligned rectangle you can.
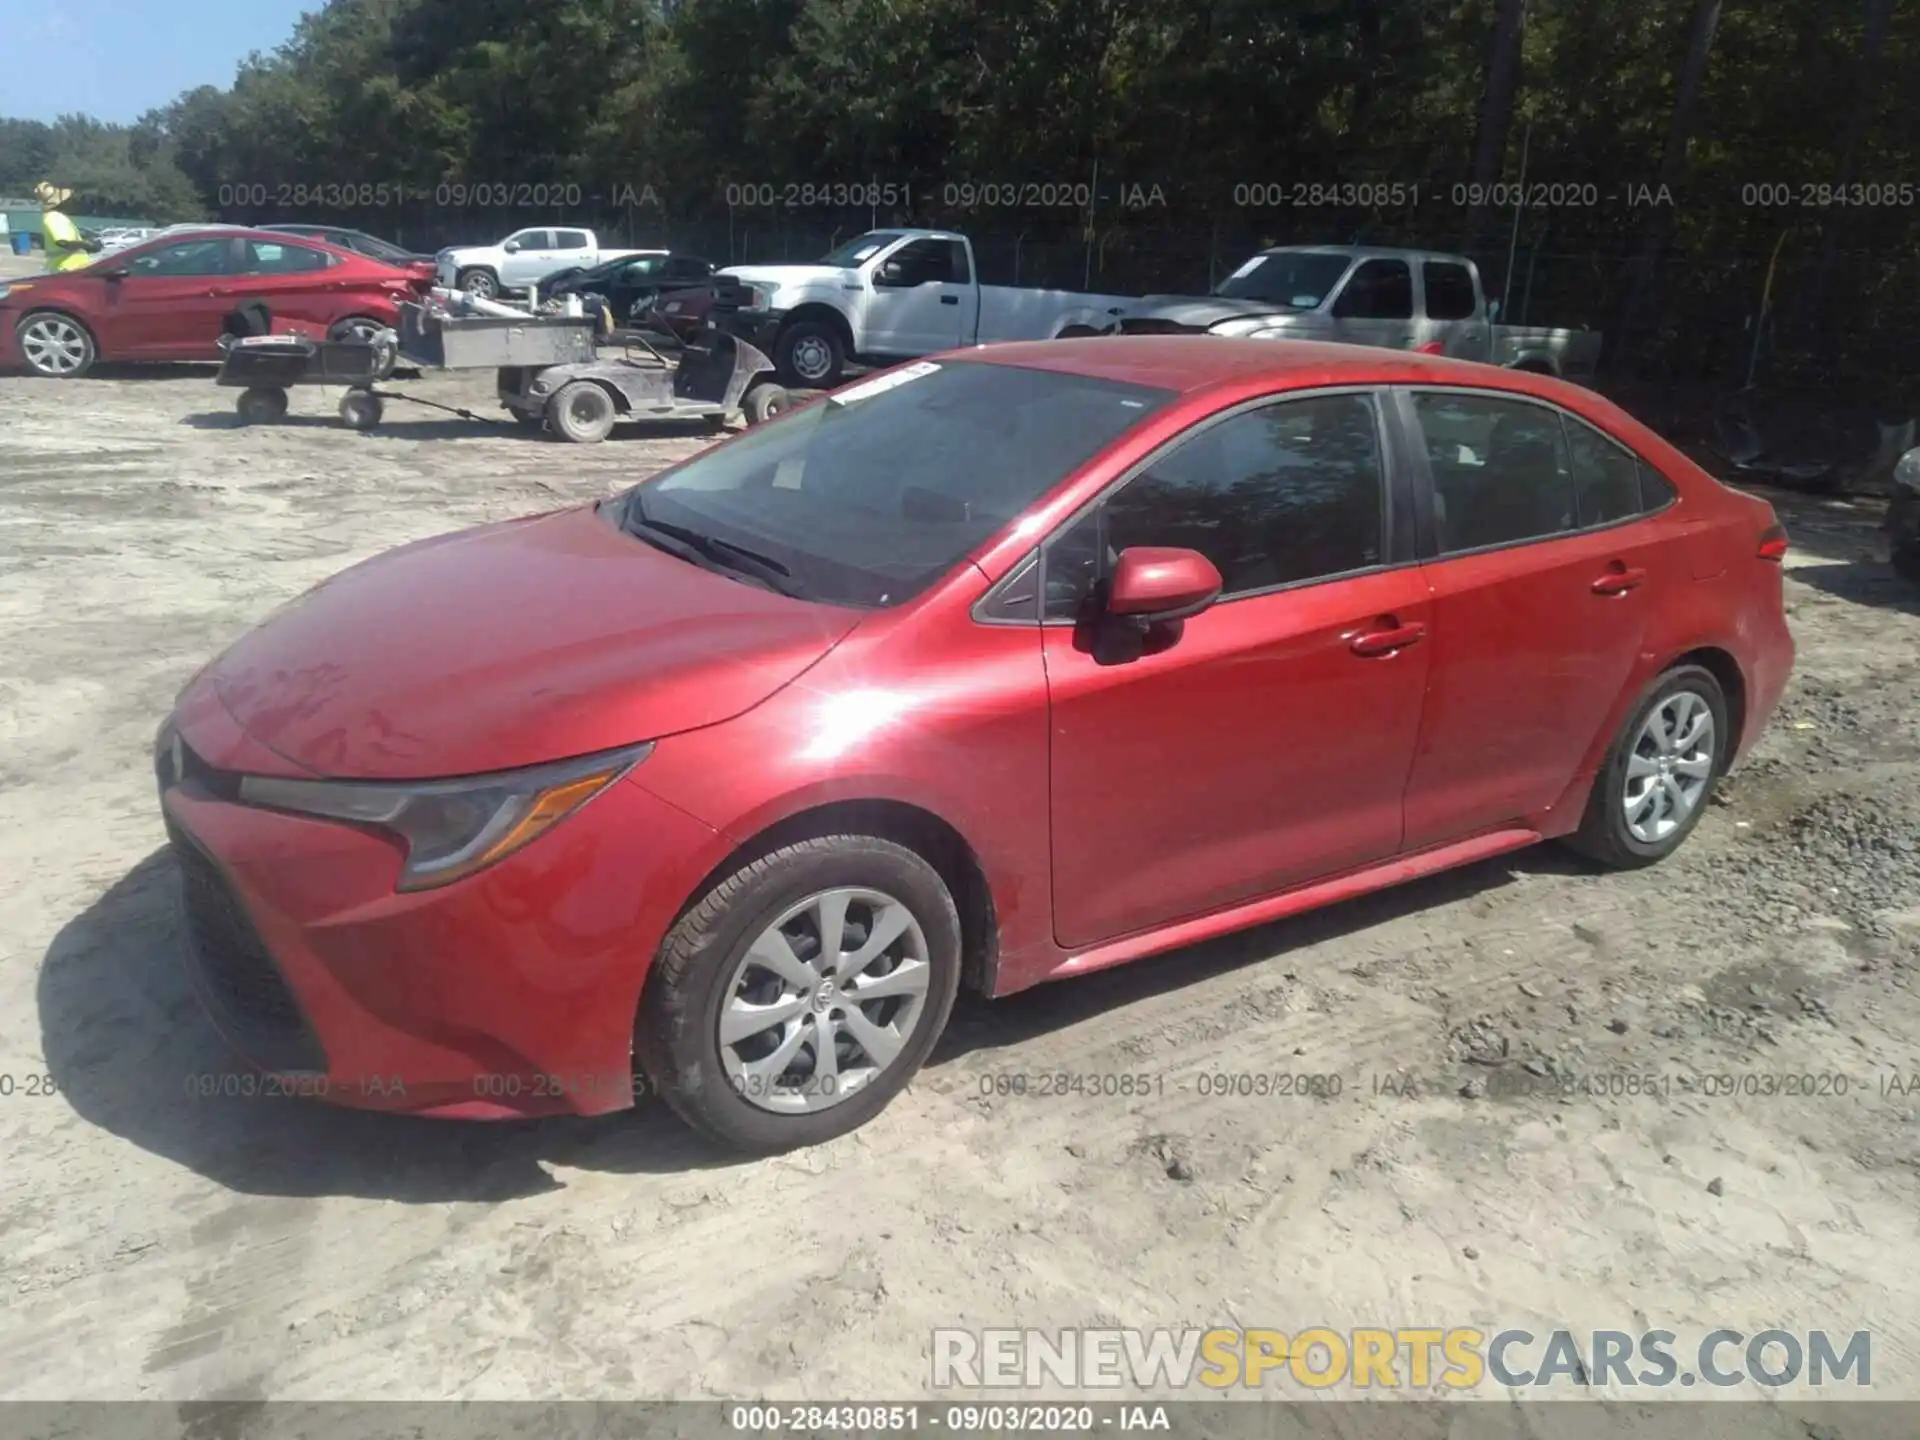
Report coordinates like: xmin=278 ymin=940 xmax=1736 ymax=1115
xmin=627 ymin=360 xmax=1174 ymax=608
xmin=819 ymin=232 xmax=899 ymax=266
xmin=1215 ymin=252 xmax=1353 ymax=306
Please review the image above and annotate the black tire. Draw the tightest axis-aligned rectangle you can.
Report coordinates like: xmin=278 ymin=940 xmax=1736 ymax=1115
xmin=456 ymin=267 xmax=501 ymax=301
xmin=774 ymin=319 xmax=844 ymax=388
xmin=329 ymin=316 xmax=398 ymax=380
xmin=338 ymin=390 xmax=384 ymax=431
xmin=1564 ymin=664 xmax=1729 ymax=869
xmin=637 ymin=835 xmax=963 ymax=1152
xmin=235 ymin=387 xmax=289 ymax=425
xmin=15 ymin=310 xmax=97 ymax=378
xmin=1888 ymin=495 xmax=1920 ymax=585
xmin=744 ymin=384 xmax=791 ymax=426
xmin=547 ymin=380 xmax=618 ymax=443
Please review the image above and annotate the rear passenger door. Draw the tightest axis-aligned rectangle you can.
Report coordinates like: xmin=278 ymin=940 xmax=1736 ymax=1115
xmin=1393 ymin=388 xmax=1685 ymax=848
xmin=1329 ymin=258 xmax=1416 ymax=351
xmin=1418 ymin=259 xmax=1490 ymax=361
xmin=230 ymin=238 xmax=342 ymax=332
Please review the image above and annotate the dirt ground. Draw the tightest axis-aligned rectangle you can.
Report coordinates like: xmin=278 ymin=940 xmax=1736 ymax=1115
xmin=1 ymin=313 xmax=1918 ymax=1410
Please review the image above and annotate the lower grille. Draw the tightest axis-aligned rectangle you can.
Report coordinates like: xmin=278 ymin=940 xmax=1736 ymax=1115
xmin=166 ymin=819 xmax=326 ymax=1073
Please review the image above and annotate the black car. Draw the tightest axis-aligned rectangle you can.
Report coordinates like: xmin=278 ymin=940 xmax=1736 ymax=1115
xmin=261 ymin=224 xmax=437 ymax=269
xmin=541 ymin=252 xmax=716 ymax=325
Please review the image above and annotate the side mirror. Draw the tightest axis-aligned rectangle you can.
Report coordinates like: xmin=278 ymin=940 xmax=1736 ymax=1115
xmin=99 ymin=265 xmax=130 ymax=280
xmin=1107 ymin=547 xmax=1223 ymax=623
xmin=875 ymin=259 xmax=907 ymax=286
xmin=504 ymin=240 xmax=522 ymax=254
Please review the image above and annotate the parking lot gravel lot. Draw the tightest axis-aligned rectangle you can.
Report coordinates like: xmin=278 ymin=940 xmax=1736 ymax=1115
xmin=2 ymin=324 xmax=1918 ymax=1409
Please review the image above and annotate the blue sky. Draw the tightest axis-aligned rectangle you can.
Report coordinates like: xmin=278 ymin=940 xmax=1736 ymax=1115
xmin=0 ymin=0 xmax=317 ymax=123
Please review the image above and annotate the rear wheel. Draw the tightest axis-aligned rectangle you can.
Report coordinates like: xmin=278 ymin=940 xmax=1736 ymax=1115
xmin=1565 ymin=665 xmax=1728 ymax=868
xmin=637 ymin=836 xmax=962 ymax=1152
xmin=16 ymin=311 xmax=96 ymax=378
xmin=330 ymin=316 xmax=398 ymax=379
xmin=547 ymin=380 xmax=618 ymax=443
xmin=235 ymin=387 xmax=289 ymax=425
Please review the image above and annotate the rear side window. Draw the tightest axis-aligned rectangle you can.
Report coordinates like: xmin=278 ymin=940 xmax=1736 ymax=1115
xmin=1411 ymin=393 xmax=1575 ymax=552
xmin=1043 ymin=393 xmax=1385 ymax=618
xmin=1422 ymin=262 xmax=1478 ymax=321
xmin=1333 ymin=260 xmax=1413 ymax=320
xmin=1564 ymin=418 xmax=1642 ymax=527
xmin=554 ymin=231 xmax=591 ymax=250
xmin=242 ymin=240 xmax=333 ymax=275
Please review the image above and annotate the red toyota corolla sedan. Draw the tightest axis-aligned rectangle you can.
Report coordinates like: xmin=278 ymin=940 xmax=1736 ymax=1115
xmin=0 ymin=226 xmax=432 ymax=378
xmin=154 ymin=339 xmax=1794 ymax=1150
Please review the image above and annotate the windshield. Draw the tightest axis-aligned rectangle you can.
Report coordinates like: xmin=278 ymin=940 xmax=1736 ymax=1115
xmin=1215 ymin=251 xmax=1354 ymax=307
xmin=622 ymin=360 xmax=1173 ymax=607
xmin=819 ymin=232 xmax=902 ymax=267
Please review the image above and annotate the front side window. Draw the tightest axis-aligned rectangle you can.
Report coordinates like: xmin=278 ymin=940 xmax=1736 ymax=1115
xmin=128 ymin=239 xmax=232 ymax=277
xmin=883 ymin=239 xmax=956 ymax=286
xmin=1042 ymin=393 xmax=1387 ymax=620
xmin=1411 ymin=392 xmax=1576 ymax=552
xmin=1333 ymin=260 xmax=1414 ymax=320
xmin=506 ymin=229 xmax=549 ymax=250
xmin=624 ymin=360 xmax=1173 ymax=608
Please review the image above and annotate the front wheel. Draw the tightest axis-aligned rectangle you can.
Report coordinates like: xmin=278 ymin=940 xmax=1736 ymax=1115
xmin=744 ymin=383 xmax=791 ymax=426
xmin=236 ymin=386 xmax=289 ymax=425
xmin=637 ymin=836 xmax=962 ymax=1152
xmin=547 ymin=380 xmax=617 ymax=443
xmin=1565 ymin=665 xmax=1728 ymax=869
xmin=774 ymin=319 xmax=844 ymax=388
xmin=456 ymin=268 xmax=500 ymax=301
xmin=338 ymin=390 xmax=384 ymax=431
xmin=16 ymin=311 xmax=97 ymax=378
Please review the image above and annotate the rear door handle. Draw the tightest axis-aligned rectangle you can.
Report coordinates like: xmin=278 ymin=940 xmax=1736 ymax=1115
xmin=1350 ymin=621 xmax=1428 ymax=657
xmin=1592 ymin=565 xmax=1648 ymax=596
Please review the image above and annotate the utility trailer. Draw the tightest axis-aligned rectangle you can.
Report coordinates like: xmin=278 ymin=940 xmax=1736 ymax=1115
xmin=214 ymin=298 xmax=793 ymax=439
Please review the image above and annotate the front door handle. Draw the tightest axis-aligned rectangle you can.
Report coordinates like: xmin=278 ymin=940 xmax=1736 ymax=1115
xmin=940 ymin=294 xmax=959 ymax=305
xmin=1350 ymin=621 xmax=1428 ymax=657
xmin=1592 ymin=565 xmax=1648 ymax=596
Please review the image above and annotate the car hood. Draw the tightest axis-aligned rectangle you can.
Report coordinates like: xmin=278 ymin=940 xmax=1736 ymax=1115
xmin=719 ymin=264 xmax=852 ymax=292
xmin=1121 ymin=295 xmax=1297 ymax=330
xmin=210 ymin=505 xmax=860 ymax=780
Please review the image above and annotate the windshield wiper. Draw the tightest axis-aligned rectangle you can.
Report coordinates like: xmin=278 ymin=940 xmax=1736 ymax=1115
xmin=624 ymin=497 xmax=803 ymax=597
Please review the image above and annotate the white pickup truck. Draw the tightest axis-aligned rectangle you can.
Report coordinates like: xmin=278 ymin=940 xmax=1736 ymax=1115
xmin=1118 ymin=244 xmax=1604 ymax=383
xmin=718 ymin=229 xmax=1133 ymax=386
xmin=435 ymin=227 xmax=657 ymax=301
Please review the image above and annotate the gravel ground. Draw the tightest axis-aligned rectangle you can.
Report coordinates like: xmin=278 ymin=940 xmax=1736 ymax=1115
xmin=1 ymin=327 xmax=1918 ymax=1414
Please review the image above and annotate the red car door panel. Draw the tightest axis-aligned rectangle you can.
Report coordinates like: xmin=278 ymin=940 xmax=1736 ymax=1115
xmin=1046 ymin=568 xmax=1433 ymax=949
xmin=1039 ymin=389 xmax=1428 ymax=951
xmin=1397 ymin=389 xmax=1684 ymax=848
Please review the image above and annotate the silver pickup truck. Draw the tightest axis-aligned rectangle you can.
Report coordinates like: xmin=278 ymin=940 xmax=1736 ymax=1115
xmin=1117 ymin=245 xmax=1602 ymax=383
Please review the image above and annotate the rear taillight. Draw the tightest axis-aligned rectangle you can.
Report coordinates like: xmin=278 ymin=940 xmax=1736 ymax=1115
xmin=1758 ymin=523 xmax=1789 ymax=562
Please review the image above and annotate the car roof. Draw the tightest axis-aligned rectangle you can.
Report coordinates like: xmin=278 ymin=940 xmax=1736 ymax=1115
xmin=1257 ymin=244 xmax=1474 ymax=266
xmin=964 ymin=335 xmax=1566 ymax=400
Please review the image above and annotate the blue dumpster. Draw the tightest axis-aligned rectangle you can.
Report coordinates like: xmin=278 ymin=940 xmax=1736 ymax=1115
xmin=9 ymin=232 xmax=31 ymax=256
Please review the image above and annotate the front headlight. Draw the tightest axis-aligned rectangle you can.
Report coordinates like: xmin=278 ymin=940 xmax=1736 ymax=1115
xmin=1209 ymin=315 xmax=1299 ymax=339
xmin=237 ymin=742 xmax=653 ymax=891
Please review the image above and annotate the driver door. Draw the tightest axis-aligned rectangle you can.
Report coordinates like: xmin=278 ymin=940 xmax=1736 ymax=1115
xmin=1040 ymin=390 xmax=1431 ymax=949
xmin=98 ymin=236 xmax=238 ymax=356
xmin=865 ymin=238 xmax=968 ymax=357
xmin=498 ymin=229 xmax=554 ymax=289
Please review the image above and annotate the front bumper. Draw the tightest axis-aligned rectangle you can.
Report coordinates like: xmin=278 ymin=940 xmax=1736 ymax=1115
xmin=158 ymin=687 xmax=722 ymax=1119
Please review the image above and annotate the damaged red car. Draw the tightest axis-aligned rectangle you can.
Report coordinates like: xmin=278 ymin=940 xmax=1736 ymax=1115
xmin=155 ymin=338 xmax=1794 ymax=1151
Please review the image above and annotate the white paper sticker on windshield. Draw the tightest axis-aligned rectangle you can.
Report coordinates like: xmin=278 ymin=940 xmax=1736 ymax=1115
xmin=828 ymin=361 xmax=942 ymax=406
xmin=1229 ymin=256 xmax=1264 ymax=279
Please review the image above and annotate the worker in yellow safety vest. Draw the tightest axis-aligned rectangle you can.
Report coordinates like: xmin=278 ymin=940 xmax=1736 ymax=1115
xmin=33 ymin=182 xmax=100 ymax=272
